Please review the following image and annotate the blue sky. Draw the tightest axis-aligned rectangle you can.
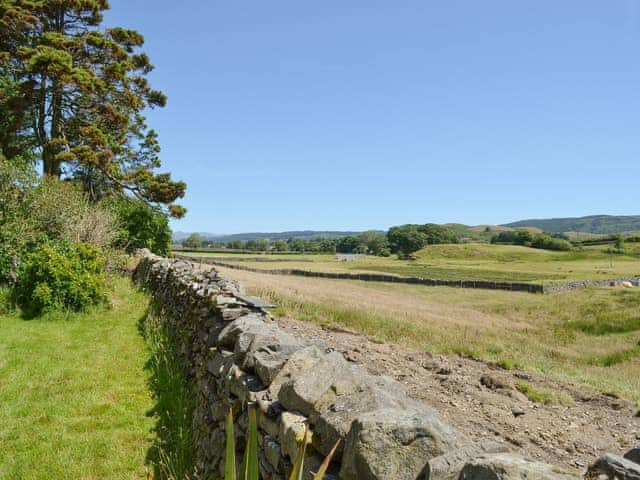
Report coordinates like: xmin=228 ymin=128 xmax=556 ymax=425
xmin=106 ymin=1 xmax=640 ymax=234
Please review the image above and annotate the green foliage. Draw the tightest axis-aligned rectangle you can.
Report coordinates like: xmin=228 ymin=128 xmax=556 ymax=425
xmin=225 ymin=410 xmax=237 ymax=480
xmin=113 ymin=198 xmax=172 ymax=256
xmin=13 ymin=241 xmax=107 ymax=317
xmin=491 ymin=230 xmax=572 ymax=251
xmin=0 ymin=285 xmax=15 ymax=314
xmin=614 ymin=234 xmax=626 ymax=253
xmin=336 ymin=236 xmax=361 ymax=253
xmin=141 ymin=303 xmax=196 ymax=480
xmin=505 ymin=214 xmax=640 ymax=235
xmin=387 ymin=223 xmax=459 ymax=257
xmin=288 ymin=426 xmax=309 ymax=480
xmin=0 ymin=157 xmax=36 ymax=281
xmin=182 ymin=232 xmax=203 ymax=250
xmin=514 ymin=382 xmax=554 ymax=405
xmin=530 ymin=234 xmax=572 ymax=251
xmin=240 ymin=407 xmax=260 ymax=480
xmin=245 ymin=238 xmax=270 ymax=252
xmin=387 ymin=225 xmax=427 ymax=257
xmin=0 ymin=0 xmax=185 ymax=216
xmin=224 ymin=406 xmax=338 ymax=480
xmin=566 ymin=307 xmax=640 ymax=335
xmin=587 ymin=347 xmax=640 ymax=367
xmin=273 ymin=240 xmax=288 ymax=252
xmin=224 ymin=407 xmax=259 ymax=480
xmin=1 ymin=169 xmax=117 ymax=282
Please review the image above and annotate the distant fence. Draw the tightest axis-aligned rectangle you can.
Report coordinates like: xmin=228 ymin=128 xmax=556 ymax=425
xmin=176 ymin=254 xmax=547 ymax=293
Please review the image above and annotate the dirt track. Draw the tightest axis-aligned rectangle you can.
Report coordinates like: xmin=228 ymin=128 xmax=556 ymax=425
xmin=277 ymin=316 xmax=639 ymax=472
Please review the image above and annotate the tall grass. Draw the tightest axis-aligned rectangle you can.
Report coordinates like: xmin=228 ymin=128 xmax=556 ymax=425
xmin=233 ymin=271 xmax=640 ymax=400
xmin=140 ymin=304 xmax=196 ymax=480
xmin=0 ymin=285 xmax=14 ymax=315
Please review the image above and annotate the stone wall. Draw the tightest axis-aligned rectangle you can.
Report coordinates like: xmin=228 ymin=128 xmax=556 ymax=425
xmin=175 ymin=255 xmax=546 ymax=293
xmin=177 ymin=254 xmax=640 ymax=295
xmin=133 ymin=250 xmax=637 ymax=480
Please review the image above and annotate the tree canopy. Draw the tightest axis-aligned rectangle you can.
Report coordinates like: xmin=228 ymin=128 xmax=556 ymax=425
xmin=0 ymin=0 xmax=185 ymax=216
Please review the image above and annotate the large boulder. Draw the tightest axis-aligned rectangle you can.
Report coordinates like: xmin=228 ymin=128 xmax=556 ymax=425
xmin=339 ymin=407 xmax=464 ymax=480
xmin=417 ymin=442 xmax=510 ymax=480
xmin=459 ymin=454 xmax=578 ymax=480
xmin=624 ymin=448 xmax=640 ymax=465
xmin=279 ymin=351 xmax=466 ymax=460
xmin=277 ymin=351 xmax=348 ymax=415
xmin=268 ymin=346 xmax=334 ymax=399
xmin=217 ymin=313 xmax=268 ymax=349
xmin=586 ymin=453 xmax=640 ymax=480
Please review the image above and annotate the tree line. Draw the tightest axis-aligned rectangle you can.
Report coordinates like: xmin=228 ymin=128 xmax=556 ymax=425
xmin=181 ymin=223 xmax=614 ymax=257
xmin=181 ymin=223 xmax=461 ymax=257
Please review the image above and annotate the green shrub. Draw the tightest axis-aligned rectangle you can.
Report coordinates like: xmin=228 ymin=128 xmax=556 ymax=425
xmin=0 ymin=286 xmax=15 ymax=315
xmin=112 ymin=198 xmax=172 ymax=256
xmin=13 ymin=241 xmax=107 ymax=317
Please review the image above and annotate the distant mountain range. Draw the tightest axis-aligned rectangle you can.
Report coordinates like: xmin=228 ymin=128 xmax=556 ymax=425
xmin=503 ymin=215 xmax=640 ymax=235
xmin=173 ymin=215 xmax=640 ymax=242
xmin=172 ymin=230 xmax=378 ymax=243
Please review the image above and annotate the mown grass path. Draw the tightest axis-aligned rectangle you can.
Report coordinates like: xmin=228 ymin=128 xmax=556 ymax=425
xmin=0 ymin=278 xmax=154 ymax=479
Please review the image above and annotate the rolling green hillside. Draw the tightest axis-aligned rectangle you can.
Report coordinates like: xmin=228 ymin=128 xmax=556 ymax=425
xmin=504 ymin=215 xmax=640 ymax=234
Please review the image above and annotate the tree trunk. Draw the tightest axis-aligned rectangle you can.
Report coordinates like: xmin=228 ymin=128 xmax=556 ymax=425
xmin=42 ymin=8 xmax=64 ymax=179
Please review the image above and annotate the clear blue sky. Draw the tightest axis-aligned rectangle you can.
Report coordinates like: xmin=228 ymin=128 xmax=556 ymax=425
xmin=106 ymin=1 xmax=640 ymax=234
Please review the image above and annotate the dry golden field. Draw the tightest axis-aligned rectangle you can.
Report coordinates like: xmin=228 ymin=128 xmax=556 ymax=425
xmin=215 ymin=264 xmax=640 ymax=401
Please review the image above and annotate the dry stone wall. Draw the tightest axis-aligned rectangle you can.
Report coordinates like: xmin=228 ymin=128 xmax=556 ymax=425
xmin=133 ymin=250 xmax=637 ymax=480
xmin=175 ymin=255 xmax=545 ymax=293
xmin=176 ymin=254 xmax=640 ymax=294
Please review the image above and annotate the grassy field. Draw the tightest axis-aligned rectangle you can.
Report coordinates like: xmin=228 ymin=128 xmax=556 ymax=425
xmin=185 ymin=243 xmax=640 ymax=284
xmin=216 ymin=265 xmax=640 ymax=401
xmin=0 ymin=278 xmax=155 ymax=480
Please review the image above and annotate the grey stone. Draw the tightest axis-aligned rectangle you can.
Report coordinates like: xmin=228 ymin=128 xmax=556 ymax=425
xmin=263 ymin=435 xmax=282 ymax=469
xmin=279 ymin=411 xmax=308 ymax=462
xmin=228 ymin=374 xmax=265 ymax=404
xmin=312 ymin=373 xmax=418 ymax=456
xmin=234 ymin=324 xmax=282 ymax=355
xmin=222 ymin=306 xmax=253 ymax=322
xmin=586 ymin=453 xmax=640 ymax=480
xmin=278 ymin=351 xmax=347 ymax=415
xmin=417 ymin=442 xmax=510 ymax=480
xmin=625 ymin=448 xmax=640 ymax=465
xmin=339 ymin=407 xmax=464 ymax=480
xmin=268 ymin=346 xmax=327 ymax=399
xmin=206 ymin=350 xmax=234 ymax=377
xmin=237 ymin=327 xmax=304 ymax=382
xmin=459 ymin=454 xmax=578 ymax=480
xmin=258 ymin=408 xmax=280 ymax=438
xmin=217 ymin=314 xmax=268 ymax=349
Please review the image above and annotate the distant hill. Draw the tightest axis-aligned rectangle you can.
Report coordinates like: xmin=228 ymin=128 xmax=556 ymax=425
xmin=172 ymin=230 xmax=378 ymax=243
xmin=174 ymin=215 xmax=640 ymax=244
xmin=503 ymin=215 xmax=640 ymax=234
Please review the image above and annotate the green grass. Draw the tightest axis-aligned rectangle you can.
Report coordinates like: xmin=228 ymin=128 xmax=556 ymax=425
xmin=515 ymin=381 xmax=574 ymax=406
xmin=140 ymin=302 xmax=196 ymax=480
xmin=586 ymin=346 xmax=640 ymax=367
xmin=0 ymin=277 xmax=154 ymax=480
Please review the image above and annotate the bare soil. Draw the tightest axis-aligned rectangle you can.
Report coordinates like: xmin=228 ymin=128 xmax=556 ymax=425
xmin=276 ymin=316 xmax=640 ymax=472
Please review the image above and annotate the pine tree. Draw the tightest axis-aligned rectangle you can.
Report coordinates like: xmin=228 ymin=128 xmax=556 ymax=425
xmin=0 ymin=0 xmax=186 ymax=217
